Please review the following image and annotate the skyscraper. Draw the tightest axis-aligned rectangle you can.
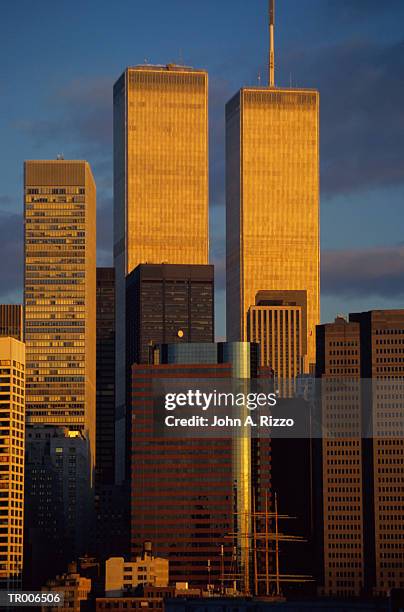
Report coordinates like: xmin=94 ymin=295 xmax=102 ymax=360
xmin=96 ymin=267 xmax=115 ymax=487
xmin=226 ymin=87 xmax=320 ymax=370
xmin=0 ymin=337 xmax=25 ymax=589
xmin=24 ymin=160 xmax=96 ymax=462
xmin=0 ymin=305 xmax=23 ymax=341
xmin=130 ymin=342 xmax=271 ymax=593
xmin=113 ymin=65 xmax=209 ymax=479
xmin=126 ymin=263 xmax=214 ymax=366
xmin=316 ymin=316 xmax=363 ymax=598
xmin=349 ymin=310 xmax=404 ymax=597
xmin=316 ymin=310 xmax=404 ymax=597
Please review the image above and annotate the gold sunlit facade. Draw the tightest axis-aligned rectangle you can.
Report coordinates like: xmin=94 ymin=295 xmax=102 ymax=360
xmin=226 ymin=88 xmax=320 ymax=371
xmin=0 ymin=337 xmax=25 ymax=588
xmin=24 ymin=160 xmax=96 ymax=462
xmin=113 ymin=65 xmax=209 ymax=479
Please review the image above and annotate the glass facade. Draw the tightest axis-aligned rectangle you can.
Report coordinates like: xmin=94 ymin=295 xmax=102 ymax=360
xmin=226 ymin=88 xmax=320 ymax=371
xmin=113 ymin=65 xmax=209 ymax=481
xmin=23 ymin=160 xmax=96 ymax=463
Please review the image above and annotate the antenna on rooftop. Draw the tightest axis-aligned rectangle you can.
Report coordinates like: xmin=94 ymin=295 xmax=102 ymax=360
xmin=269 ymin=0 xmax=275 ymax=87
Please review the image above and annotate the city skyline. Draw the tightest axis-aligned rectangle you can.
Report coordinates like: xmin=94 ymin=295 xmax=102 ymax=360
xmin=1 ymin=0 xmax=404 ymax=336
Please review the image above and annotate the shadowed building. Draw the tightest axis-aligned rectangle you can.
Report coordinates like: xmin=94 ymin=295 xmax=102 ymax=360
xmin=113 ymin=64 xmax=209 ymax=481
xmin=24 ymin=160 xmax=96 ymax=465
xmin=0 ymin=305 xmax=24 ymax=341
xmin=226 ymin=87 xmax=319 ymax=371
xmin=316 ymin=310 xmax=404 ymax=598
xmin=126 ymin=263 xmax=214 ymax=366
xmin=24 ymin=427 xmax=92 ymax=588
xmin=349 ymin=310 xmax=404 ymax=597
xmin=316 ymin=316 xmax=363 ymax=598
xmin=96 ymin=267 xmax=115 ymax=486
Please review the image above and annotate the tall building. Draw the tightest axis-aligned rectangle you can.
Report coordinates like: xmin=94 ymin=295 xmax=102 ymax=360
xmin=349 ymin=310 xmax=404 ymax=597
xmin=0 ymin=337 xmax=25 ymax=589
xmin=96 ymin=267 xmax=115 ymax=486
xmin=0 ymin=305 xmax=23 ymax=341
xmin=126 ymin=263 xmax=214 ymax=366
xmin=113 ymin=64 xmax=209 ymax=480
xmin=131 ymin=342 xmax=271 ymax=592
xmin=226 ymin=87 xmax=320 ymax=370
xmin=316 ymin=310 xmax=404 ymax=597
xmin=316 ymin=316 xmax=363 ymax=598
xmin=24 ymin=160 xmax=96 ymax=463
xmin=24 ymin=427 xmax=92 ymax=588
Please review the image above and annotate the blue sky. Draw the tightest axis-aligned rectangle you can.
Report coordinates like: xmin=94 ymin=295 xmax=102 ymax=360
xmin=1 ymin=0 xmax=404 ymax=337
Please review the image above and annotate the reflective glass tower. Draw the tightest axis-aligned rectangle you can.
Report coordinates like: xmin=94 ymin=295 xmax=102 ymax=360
xmin=226 ymin=87 xmax=320 ymax=370
xmin=113 ymin=64 xmax=209 ymax=479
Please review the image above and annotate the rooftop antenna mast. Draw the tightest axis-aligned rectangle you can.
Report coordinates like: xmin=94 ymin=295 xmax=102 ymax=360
xmin=269 ymin=0 xmax=275 ymax=87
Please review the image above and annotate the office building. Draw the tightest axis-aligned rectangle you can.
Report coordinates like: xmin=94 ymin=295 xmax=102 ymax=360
xmin=131 ymin=342 xmax=271 ymax=592
xmin=113 ymin=64 xmax=209 ymax=480
xmin=105 ymin=543 xmax=169 ymax=597
xmin=226 ymin=87 xmax=319 ymax=371
xmin=349 ymin=310 xmax=404 ymax=597
xmin=24 ymin=160 xmax=96 ymax=462
xmin=24 ymin=427 xmax=92 ymax=588
xmin=0 ymin=305 xmax=23 ymax=341
xmin=316 ymin=316 xmax=363 ymax=598
xmin=96 ymin=267 xmax=115 ymax=486
xmin=316 ymin=310 xmax=404 ymax=597
xmin=0 ymin=337 xmax=25 ymax=589
xmin=126 ymin=263 xmax=214 ymax=365
xmin=247 ymin=290 xmax=307 ymax=385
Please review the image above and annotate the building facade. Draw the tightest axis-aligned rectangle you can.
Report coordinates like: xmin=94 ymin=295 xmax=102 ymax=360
xmin=131 ymin=342 xmax=271 ymax=593
xmin=349 ymin=310 xmax=404 ymax=597
xmin=316 ymin=316 xmax=363 ymax=598
xmin=106 ymin=543 xmax=169 ymax=597
xmin=126 ymin=264 xmax=214 ymax=366
xmin=113 ymin=65 xmax=209 ymax=481
xmin=0 ymin=337 xmax=25 ymax=589
xmin=247 ymin=290 xmax=307 ymax=382
xmin=24 ymin=160 xmax=96 ymax=463
xmin=226 ymin=87 xmax=320 ymax=371
xmin=0 ymin=305 xmax=24 ymax=341
xmin=24 ymin=427 xmax=92 ymax=588
xmin=96 ymin=267 xmax=116 ymax=486
xmin=41 ymin=562 xmax=92 ymax=612
xmin=316 ymin=310 xmax=404 ymax=597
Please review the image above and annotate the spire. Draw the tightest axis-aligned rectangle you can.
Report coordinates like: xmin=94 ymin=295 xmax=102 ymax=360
xmin=269 ymin=0 xmax=275 ymax=87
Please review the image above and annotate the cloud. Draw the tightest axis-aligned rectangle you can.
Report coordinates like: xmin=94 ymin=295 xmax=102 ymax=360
xmin=15 ymin=77 xmax=112 ymax=153
xmin=324 ymin=0 xmax=404 ymax=20
xmin=0 ymin=212 xmax=23 ymax=301
xmin=322 ymin=245 xmax=404 ymax=298
xmin=287 ymin=37 xmax=404 ymax=197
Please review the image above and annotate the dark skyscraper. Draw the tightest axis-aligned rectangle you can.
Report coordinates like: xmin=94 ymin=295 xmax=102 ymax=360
xmin=119 ymin=264 xmax=215 ymax=482
xmin=96 ymin=267 xmax=115 ymax=486
xmin=126 ymin=263 xmax=214 ymax=366
xmin=316 ymin=310 xmax=404 ymax=597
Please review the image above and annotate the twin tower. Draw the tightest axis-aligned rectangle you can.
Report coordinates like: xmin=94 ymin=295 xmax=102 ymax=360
xmin=114 ymin=64 xmax=320 ymax=391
